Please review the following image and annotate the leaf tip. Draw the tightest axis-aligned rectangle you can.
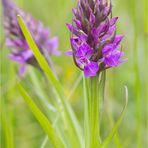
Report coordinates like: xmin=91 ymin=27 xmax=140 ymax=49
xmin=124 ymin=85 xmax=128 ymax=106
xmin=17 ymin=14 xmax=21 ymax=21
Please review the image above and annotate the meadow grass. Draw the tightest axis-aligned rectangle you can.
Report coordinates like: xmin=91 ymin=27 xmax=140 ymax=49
xmin=0 ymin=0 xmax=147 ymax=147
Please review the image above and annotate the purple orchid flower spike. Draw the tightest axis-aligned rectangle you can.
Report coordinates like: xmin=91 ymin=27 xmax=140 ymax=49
xmin=65 ymin=0 xmax=127 ymax=77
xmin=2 ymin=0 xmax=60 ymax=76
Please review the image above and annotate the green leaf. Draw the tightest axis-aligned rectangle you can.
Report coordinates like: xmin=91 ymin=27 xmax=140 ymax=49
xmin=17 ymin=15 xmax=83 ymax=147
xmin=1 ymin=101 xmax=14 ymax=148
xmin=40 ymin=136 xmax=48 ymax=148
xmin=101 ymin=86 xmax=128 ymax=148
xmin=29 ymin=69 xmax=57 ymax=113
xmin=17 ymin=84 xmax=64 ymax=148
xmin=67 ymin=73 xmax=82 ymax=99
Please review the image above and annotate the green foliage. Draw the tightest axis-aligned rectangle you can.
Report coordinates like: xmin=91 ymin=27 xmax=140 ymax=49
xmin=17 ymin=15 xmax=83 ymax=147
xmin=17 ymin=84 xmax=64 ymax=148
xmin=0 ymin=0 xmax=147 ymax=147
xmin=101 ymin=86 xmax=128 ymax=148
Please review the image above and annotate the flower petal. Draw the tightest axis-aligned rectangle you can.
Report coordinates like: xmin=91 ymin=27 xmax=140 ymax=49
xmin=104 ymin=50 xmax=125 ymax=67
xmin=73 ymin=19 xmax=82 ymax=29
xmin=66 ymin=23 xmax=78 ymax=35
xmin=101 ymin=25 xmax=116 ymax=41
xmin=89 ymin=12 xmax=95 ymax=25
xmin=76 ymin=43 xmax=93 ymax=58
xmin=102 ymin=44 xmax=114 ymax=55
xmin=70 ymin=37 xmax=80 ymax=49
xmin=22 ymin=50 xmax=33 ymax=60
xmin=84 ymin=62 xmax=99 ymax=77
xmin=110 ymin=17 xmax=118 ymax=26
xmin=19 ymin=64 xmax=26 ymax=77
xmin=9 ymin=53 xmax=24 ymax=64
xmin=113 ymin=35 xmax=124 ymax=49
xmin=64 ymin=50 xmax=73 ymax=56
xmin=46 ymin=37 xmax=60 ymax=55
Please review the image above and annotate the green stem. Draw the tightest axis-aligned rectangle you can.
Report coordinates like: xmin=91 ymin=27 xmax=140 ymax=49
xmin=107 ymin=111 xmax=122 ymax=148
xmin=83 ymin=75 xmax=90 ymax=148
xmin=68 ymin=74 xmax=82 ymax=99
xmin=1 ymin=98 xmax=14 ymax=148
xmin=90 ymin=76 xmax=100 ymax=148
xmin=130 ymin=0 xmax=142 ymax=146
xmin=143 ymin=0 xmax=148 ymax=143
xmin=84 ymin=73 xmax=101 ymax=148
xmin=143 ymin=0 xmax=148 ymax=34
xmin=17 ymin=16 xmax=83 ymax=147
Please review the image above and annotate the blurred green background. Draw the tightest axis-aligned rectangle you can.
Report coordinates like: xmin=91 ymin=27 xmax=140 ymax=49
xmin=0 ymin=0 xmax=148 ymax=147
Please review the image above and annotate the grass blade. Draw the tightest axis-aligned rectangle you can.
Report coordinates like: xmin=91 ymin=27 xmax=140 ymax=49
xmin=17 ymin=15 xmax=83 ymax=147
xmin=1 ymin=102 xmax=14 ymax=148
xmin=40 ymin=136 xmax=48 ymax=148
xmin=101 ymin=86 xmax=128 ymax=148
xmin=17 ymin=84 xmax=64 ymax=148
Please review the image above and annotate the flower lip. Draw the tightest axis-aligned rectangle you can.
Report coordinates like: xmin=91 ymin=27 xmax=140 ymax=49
xmin=75 ymin=43 xmax=93 ymax=58
xmin=84 ymin=61 xmax=99 ymax=77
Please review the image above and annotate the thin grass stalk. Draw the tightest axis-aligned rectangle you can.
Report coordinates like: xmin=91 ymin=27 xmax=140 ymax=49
xmin=1 ymin=99 xmax=14 ymax=148
xmin=1 ymin=70 xmax=14 ymax=148
xmin=40 ymin=72 xmax=84 ymax=147
xmin=1 ymin=47 xmax=14 ymax=148
xmin=107 ymin=73 xmax=122 ymax=147
xmin=68 ymin=74 xmax=82 ymax=99
xmin=83 ymin=75 xmax=90 ymax=148
xmin=29 ymin=70 xmax=56 ymax=112
xmin=40 ymin=136 xmax=48 ymax=148
xmin=107 ymin=111 xmax=122 ymax=148
xmin=40 ymin=111 xmax=62 ymax=148
xmin=143 ymin=0 xmax=148 ymax=34
xmin=41 ymin=76 xmax=75 ymax=147
xmin=134 ymin=25 xmax=142 ymax=148
xmin=29 ymin=70 xmax=70 ymax=146
xmin=101 ymin=86 xmax=128 ymax=148
xmin=143 ymin=0 xmax=148 ymax=144
xmin=130 ymin=0 xmax=142 ymax=146
xmin=102 ymin=71 xmax=122 ymax=148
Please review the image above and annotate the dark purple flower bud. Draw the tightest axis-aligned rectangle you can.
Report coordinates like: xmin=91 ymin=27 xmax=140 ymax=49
xmin=2 ymin=0 xmax=60 ymax=76
xmin=65 ymin=0 xmax=126 ymax=77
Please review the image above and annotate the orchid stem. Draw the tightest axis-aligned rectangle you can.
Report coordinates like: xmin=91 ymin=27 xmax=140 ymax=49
xmin=84 ymin=73 xmax=101 ymax=148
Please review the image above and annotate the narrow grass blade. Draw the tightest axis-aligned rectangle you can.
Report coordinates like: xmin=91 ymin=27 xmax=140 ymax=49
xmin=17 ymin=84 xmax=64 ymax=148
xmin=101 ymin=86 xmax=128 ymax=148
xmin=107 ymin=109 xmax=122 ymax=148
xmin=40 ymin=105 xmax=63 ymax=148
xmin=100 ymin=71 xmax=122 ymax=147
xmin=1 ymin=105 xmax=14 ymax=148
xmin=29 ymin=70 xmax=56 ymax=113
xmin=83 ymin=74 xmax=90 ymax=148
xmin=40 ymin=136 xmax=48 ymax=148
xmin=143 ymin=0 xmax=148 ymax=34
xmin=68 ymin=74 xmax=82 ymax=99
xmin=17 ymin=15 xmax=83 ymax=147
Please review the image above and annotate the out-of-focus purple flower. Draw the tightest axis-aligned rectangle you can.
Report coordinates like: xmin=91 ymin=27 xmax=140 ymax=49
xmin=2 ymin=0 xmax=60 ymax=76
xmin=65 ymin=0 xmax=126 ymax=77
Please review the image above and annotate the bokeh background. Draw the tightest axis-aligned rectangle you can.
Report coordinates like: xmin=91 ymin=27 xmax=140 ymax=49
xmin=0 ymin=0 xmax=148 ymax=147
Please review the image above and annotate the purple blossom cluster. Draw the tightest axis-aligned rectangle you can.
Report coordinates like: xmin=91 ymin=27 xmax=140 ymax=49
xmin=2 ymin=0 xmax=60 ymax=76
xmin=65 ymin=0 xmax=126 ymax=77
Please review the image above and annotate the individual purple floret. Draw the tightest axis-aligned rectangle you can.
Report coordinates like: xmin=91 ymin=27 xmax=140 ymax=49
xmin=65 ymin=0 xmax=126 ymax=77
xmin=2 ymin=0 xmax=60 ymax=76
